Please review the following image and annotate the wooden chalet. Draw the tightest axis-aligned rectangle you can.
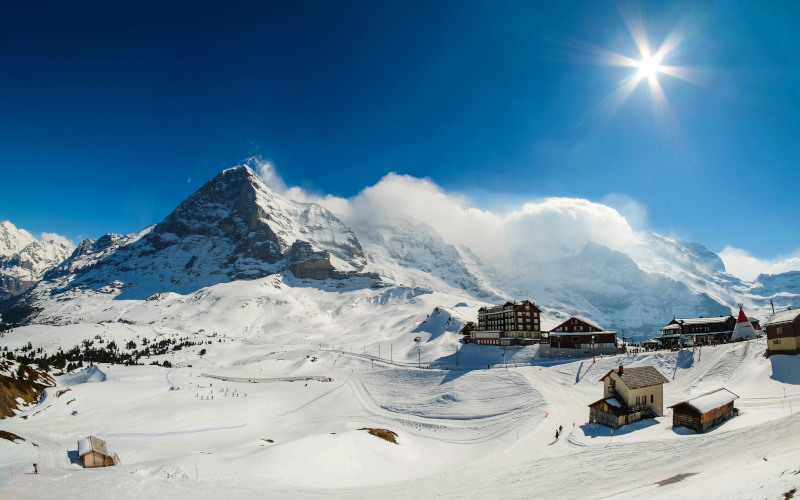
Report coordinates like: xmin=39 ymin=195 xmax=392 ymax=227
xmin=77 ymin=436 xmax=117 ymax=468
xmin=544 ymin=316 xmax=621 ymax=358
xmin=669 ymin=388 xmax=739 ymax=433
xmin=550 ymin=316 xmax=617 ymax=349
xmin=589 ymin=365 xmax=669 ymax=429
xmin=473 ymin=300 xmax=542 ymax=345
xmin=765 ymin=309 xmax=800 ymax=355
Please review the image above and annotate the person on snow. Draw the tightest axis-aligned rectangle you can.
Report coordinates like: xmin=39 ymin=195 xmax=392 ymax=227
xmin=555 ymin=429 xmax=559 ymax=440
xmin=33 ymin=463 xmax=38 ymax=474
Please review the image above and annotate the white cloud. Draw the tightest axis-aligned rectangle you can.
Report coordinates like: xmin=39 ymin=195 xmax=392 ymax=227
xmin=719 ymin=246 xmax=800 ymax=282
xmin=249 ymin=157 xmax=287 ymax=194
xmin=600 ymin=193 xmax=648 ymax=230
xmin=40 ymin=232 xmax=74 ymax=248
xmin=258 ymin=167 xmax=640 ymax=265
xmin=253 ymin=158 xmax=800 ymax=282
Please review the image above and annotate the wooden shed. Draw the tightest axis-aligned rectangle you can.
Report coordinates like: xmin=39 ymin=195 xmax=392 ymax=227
xmin=669 ymin=388 xmax=739 ymax=433
xmin=77 ymin=436 xmax=117 ymax=468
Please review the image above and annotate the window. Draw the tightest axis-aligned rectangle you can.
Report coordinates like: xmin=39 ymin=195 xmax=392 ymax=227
xmin=650 ymin=394 xmax=654 ymax=403
xmin=572 ymin=336 xmax=580 ymax=343
xmin=525 ymin=305 xmax=530 ymax=310
xmin=777 ymin=326 xmax=783 ymax=335
xmin=774 ymin=339 xmax=782 ymax=344
xmin=635 ymin=396 xmax=641 ymax=405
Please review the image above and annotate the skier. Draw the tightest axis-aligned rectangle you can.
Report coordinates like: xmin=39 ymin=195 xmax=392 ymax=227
xmin=33 ymin=463 xmax=38 ymax=474
xmin=555 ymin=429 xmax=559 ymax=440
xmin=559 ymin=425 xmax=563 ymax=434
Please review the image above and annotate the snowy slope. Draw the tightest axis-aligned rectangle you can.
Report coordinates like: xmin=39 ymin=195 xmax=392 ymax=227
xmin=1 ymin=319 xmax=798 ymax=499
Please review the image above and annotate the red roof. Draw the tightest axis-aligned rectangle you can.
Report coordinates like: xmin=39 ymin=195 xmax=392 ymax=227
xmin=736 ymin=307 xmax=749 ymax=324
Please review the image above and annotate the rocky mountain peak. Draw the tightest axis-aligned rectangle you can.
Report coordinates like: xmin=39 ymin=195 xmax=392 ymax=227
xmin=9 ymin=165 xmax=372 ymax=308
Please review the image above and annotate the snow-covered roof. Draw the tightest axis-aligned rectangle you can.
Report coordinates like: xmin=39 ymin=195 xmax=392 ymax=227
xmin=549 ymin=330 xmax=616 ymax=337
xmin=764 ymin=309 xmax=800 ymax=326
xmin=662 ymin=324 xmax=680 ymax=331
xmin=673 ymin=316 xmax=733 ymax=326
xmin=670 ymin=388 xmax=739 ymax=414
xmin=606 ymin=397 xmax=621 ymax=407
xmin=572 ymin=316 xmax=604 ymax=331
xmin=78 ymin=436 xmax=109 ymax=457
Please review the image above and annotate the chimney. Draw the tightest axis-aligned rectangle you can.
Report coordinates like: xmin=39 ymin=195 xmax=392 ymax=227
xmin=618 ymin=365 xmax=624 ymax=375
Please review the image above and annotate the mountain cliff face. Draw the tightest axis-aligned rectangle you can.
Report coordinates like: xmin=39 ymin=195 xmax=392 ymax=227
xmin=4 ymin=167 xmax=372 ymax=322
xmin=0 ymin=221 xmax=75 ymax=301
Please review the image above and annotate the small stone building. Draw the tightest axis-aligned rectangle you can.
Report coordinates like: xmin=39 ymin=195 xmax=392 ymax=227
xmin=77 ymin=436 xmax=116 ymax=468
xmin=589 ymin=365 xmax=669 ymax=428
xmin=669 ymin=388 xmax=739 ymax=433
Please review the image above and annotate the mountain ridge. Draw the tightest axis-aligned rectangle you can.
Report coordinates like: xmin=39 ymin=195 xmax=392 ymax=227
xmin=1 ymin=166 xmax=797 ymax=338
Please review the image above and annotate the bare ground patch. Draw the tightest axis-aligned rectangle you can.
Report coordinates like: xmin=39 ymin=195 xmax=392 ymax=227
xmin=359 ymin=427 xmax=398 ymax=444
xmin=0 ymin=430 xmax=25 ymax=442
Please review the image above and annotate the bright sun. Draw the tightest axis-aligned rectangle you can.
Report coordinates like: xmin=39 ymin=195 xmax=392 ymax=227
xmin=636 ymin=53 xmax=664 ymax=79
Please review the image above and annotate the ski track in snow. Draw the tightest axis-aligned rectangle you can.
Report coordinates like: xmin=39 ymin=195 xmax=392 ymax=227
xmin=98 ymin=423 xmax=247 ymax=438
xmin=278 ymin=383 xmax=346 ymax=416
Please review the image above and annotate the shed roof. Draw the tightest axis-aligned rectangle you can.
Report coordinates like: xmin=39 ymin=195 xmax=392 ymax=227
xmin=764 ymin=309 xmax=800 ymax=326
xmin=551 ymin=315 xmax=605 ymax=332
xmin=600 ymin=366 xmax=669 ymax=389
xmin=669 ymin=388 xmax=739 ymax=414
xmin=588 ymin=398 xmax=627 ymax=416
xmin=78 ymin=436 xmax=109 ymax=457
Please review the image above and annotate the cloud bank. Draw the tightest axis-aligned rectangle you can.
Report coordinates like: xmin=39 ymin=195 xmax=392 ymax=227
xmin=249 ymin=157 xmax=798 ymax=282
xmin=719 ymin=246 xmax=800 ymax=282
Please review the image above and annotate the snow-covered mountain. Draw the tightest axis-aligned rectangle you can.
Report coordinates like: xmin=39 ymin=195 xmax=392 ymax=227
xmin=1 ymin=166 xmax=798 ymax=339
xmin=0 ymin=167 xmax=377 ymax=323
xmin=0 ymin=221 xmax=75 ymax=301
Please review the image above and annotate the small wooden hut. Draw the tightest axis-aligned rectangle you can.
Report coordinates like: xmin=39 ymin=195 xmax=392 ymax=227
xmin=77 ymin=436 xmax=116 ymax=468
xmin=669 ymin=388 xmax=739 ymax=433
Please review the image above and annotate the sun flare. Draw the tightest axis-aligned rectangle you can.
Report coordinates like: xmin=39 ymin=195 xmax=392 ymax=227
xmin=636 ymin=53 xmax=664 ymax=79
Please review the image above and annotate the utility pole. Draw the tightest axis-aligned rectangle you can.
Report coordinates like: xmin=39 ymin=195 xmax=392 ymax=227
xmin=771 ymin=299 xmax=775 ymax=315
xmin=418 ymin=348 xmax=421 ymax=368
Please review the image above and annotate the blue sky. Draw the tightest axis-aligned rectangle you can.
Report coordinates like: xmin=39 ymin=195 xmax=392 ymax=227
xmin=1 ymin=1 xmax=799 ymax=278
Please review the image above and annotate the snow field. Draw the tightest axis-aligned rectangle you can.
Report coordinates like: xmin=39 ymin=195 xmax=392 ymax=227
xmin=1 ymin=286 xmax=799 ymax=498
